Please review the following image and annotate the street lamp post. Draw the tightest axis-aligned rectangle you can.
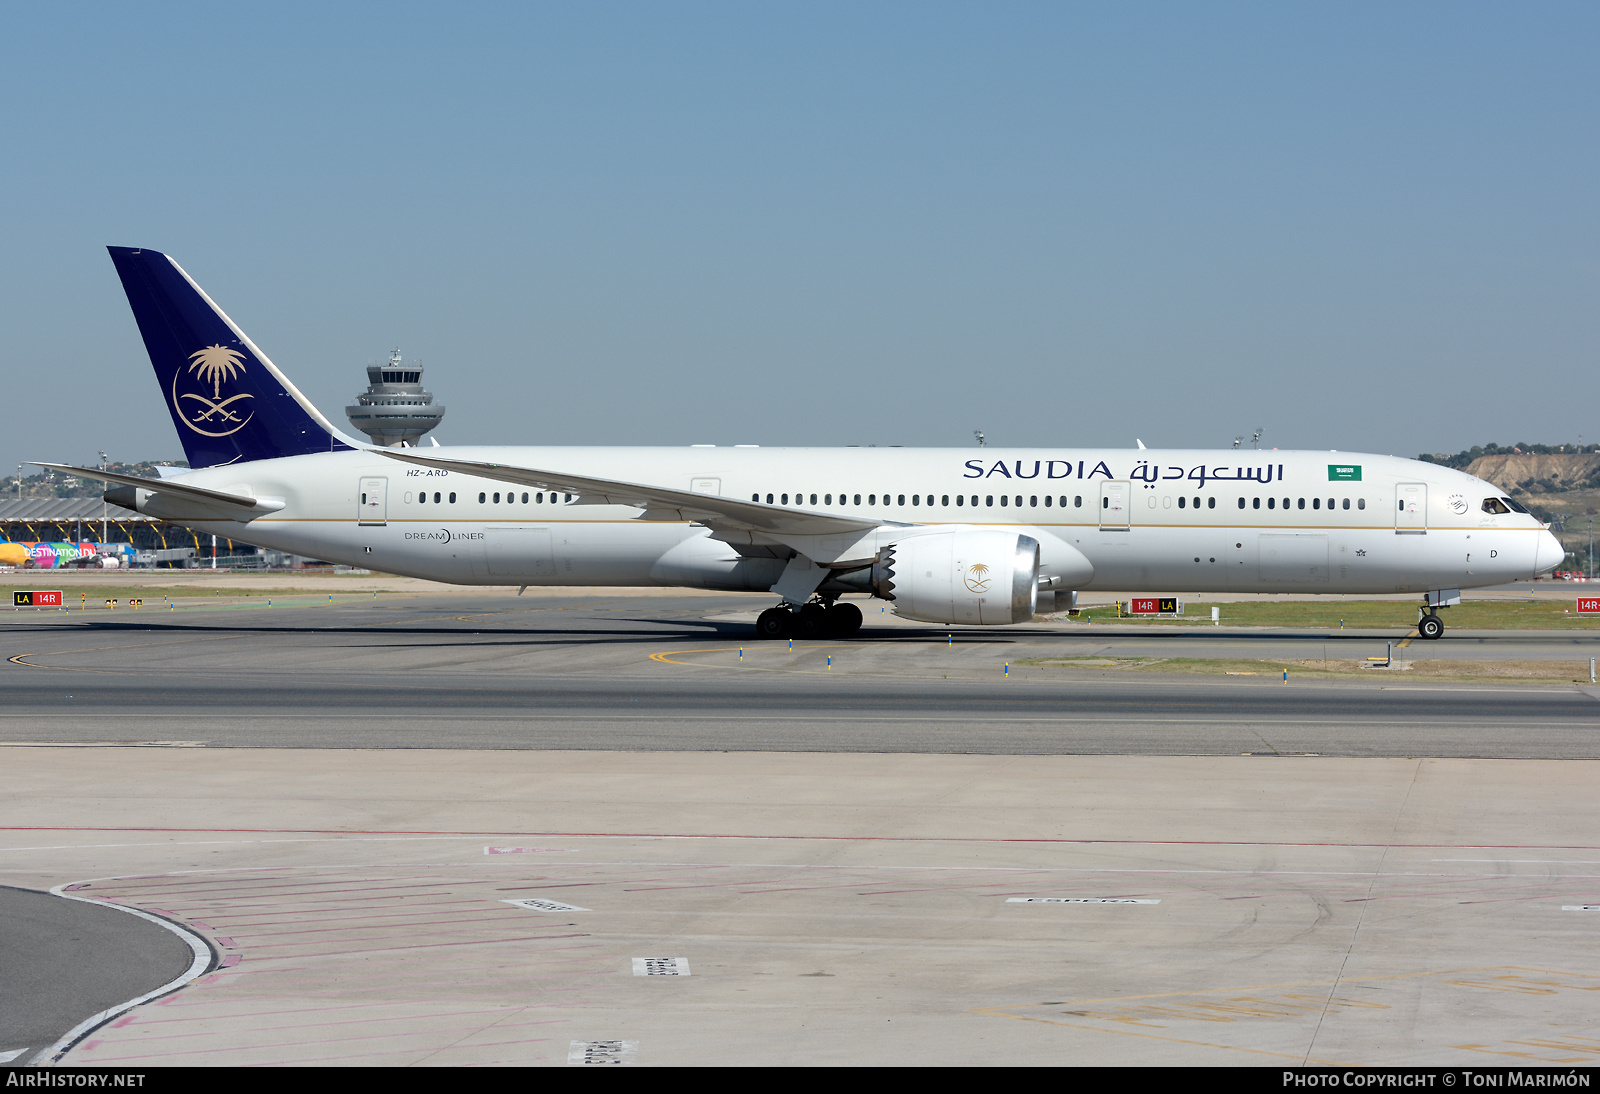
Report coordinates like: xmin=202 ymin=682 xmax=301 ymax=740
xmin=98 ymin=451 xmax=108 ymax=545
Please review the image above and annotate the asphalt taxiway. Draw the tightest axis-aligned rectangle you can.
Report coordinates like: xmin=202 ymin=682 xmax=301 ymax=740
xmin=4 ymin=587 xmax=1599 ymax=1066
xmin=2 ymin=591 xmax=1598 ymax=757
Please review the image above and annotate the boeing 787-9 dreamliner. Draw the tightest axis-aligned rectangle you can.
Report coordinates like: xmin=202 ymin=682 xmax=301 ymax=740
xmin=37 ymin=247 xmax=1563 ymax=640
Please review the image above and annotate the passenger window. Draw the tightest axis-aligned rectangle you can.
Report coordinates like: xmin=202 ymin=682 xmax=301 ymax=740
xmin=854 ymin=494 xmax=861 ymax=505
xmin=1030 ymin=496 xmax=1038 ymax=507
xmin=1254 ymin=498 xmax=1261 ymax=509
xmin=1342 ymin=498 xmax=1349 ymax=510
xmin=449 ymin=492 xmax=456 ymax=503
xmin=478 ymin=492 xmax=486 ymax=503
xmin=1178 ymin=496 xmax=1185 ymax=509
xmin=985 ymin=496 xmax=993 ymax=507
xmin=1358 ymin=498 xmax=1365 ymax=510
xmin=1297 ymin=498 xmax=1304 ymax=510
xmin=1000 ymin=496 xmax=1008 ymax=507
xmin=810 ymin=494 xmax=818 ymax=505
xmin=1326 ymin=497 xmax=1333 ymax=510
xmin=1238 ymin=498 xmax=1245 ymax=508
xmin=1208 ymin=497 xmax=1215 ymax=509
xmin=956 ymin=495 xmax=964 ymax=506
xmin=1015 ymin=496 xmax=1022 ymax=506
xmin=782 ymin=493 xmax=789 ymax=504
xmin=418 ymin=492 xmax=427 ymax=504
xmin=493 ymin=492 xmax=501 ymax=503
xmin=522 ymin=493 xmax=528 ymax=503
xmin=1044 ymin=496 xmax=1052 ymax=507
xmin=1267 ymin=498 xmax=1275 ymax=509
xmin=942 ymin=495 xmax=949 ymax=506
xmin=1312 ymin=498 xmax=1320 ymax=509
xmin=1282 ymin=498 xmax=1289 ymax=509
xmin=897 ymin=494 xmax=905 ymax=505
xmin=826 ymin=494 xmax=832 ymax=505
xmin=1101 ymin=497 xmax=1107 ymax=509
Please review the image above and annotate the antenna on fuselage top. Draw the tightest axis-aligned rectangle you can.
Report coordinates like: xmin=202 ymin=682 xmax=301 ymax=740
xmin=974 ymin=430 xmax=986 ymax=448
xmin=1251 ymin=428 xmax=1263 ymax=450
xmin=1232 ymin=436 xmax=1243 ymax=449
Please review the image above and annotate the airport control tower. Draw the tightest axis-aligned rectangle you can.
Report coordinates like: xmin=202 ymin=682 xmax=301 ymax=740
xmin=344 ymin=350 xmax=446 ymax=447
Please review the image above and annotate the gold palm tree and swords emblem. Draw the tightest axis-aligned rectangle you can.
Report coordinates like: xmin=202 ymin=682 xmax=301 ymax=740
xmin=172 ymin=344 xmax=255 ymax=436
xmin=963 ymin=562 xmax=992 ymax=593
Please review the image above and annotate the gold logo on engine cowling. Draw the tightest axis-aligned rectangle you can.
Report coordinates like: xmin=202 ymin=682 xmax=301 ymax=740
xmin=173 ymin=344 xmax=255 ymax=437
xmin=964 ymin=562 xmax=992 ymax=593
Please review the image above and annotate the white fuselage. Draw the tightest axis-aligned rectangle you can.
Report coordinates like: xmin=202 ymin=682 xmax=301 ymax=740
xmin=169 ymin=446 xmax=1561 ymax=597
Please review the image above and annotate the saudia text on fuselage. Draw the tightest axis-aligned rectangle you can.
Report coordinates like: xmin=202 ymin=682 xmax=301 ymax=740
xmin=961 ymin=459 xmax=1287 ymax=486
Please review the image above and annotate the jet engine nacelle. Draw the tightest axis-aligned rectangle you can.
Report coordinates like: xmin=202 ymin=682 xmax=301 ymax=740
xmin=837 ymin=529 xmax=1041 ymax=625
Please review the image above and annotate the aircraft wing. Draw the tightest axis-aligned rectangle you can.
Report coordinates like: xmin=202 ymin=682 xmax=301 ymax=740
xmin=377 ymin=450 xmax=893 ymax=538
xmin=29 ymin=462 xmax=284 ymax=512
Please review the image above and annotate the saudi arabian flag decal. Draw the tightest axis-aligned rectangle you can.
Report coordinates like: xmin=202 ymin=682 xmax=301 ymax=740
xmin=1328 ymin=464 xmax=1362 ymax=481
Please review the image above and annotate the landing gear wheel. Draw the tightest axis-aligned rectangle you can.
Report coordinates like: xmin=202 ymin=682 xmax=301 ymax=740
xmin=794 ymin=604 xmax=828 ymax=640
xmin=756 ymin=607 xmax=792 ymax=639
xmin=1418 ymin=613 xmax=1444 ymax=640
xmin=828 ymin=602 xmax=863 ymax=638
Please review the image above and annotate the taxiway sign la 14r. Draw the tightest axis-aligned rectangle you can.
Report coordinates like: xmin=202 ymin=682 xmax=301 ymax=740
xmin=38 ymin=247 xmax=1563 ymax=640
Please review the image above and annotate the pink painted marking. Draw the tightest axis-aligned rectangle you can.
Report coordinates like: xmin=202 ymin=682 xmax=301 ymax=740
xmin=82 ymin=1008 xmax=571 ymax=1044
xmin=21 ymin=824 xmax=1599 ymax=851
xmin=214 ymin=937 xmax=234 ymax=947
xmin=218 ymin=955 xmax=241 ymax=967
xmin=189 ymin=921 xmax=213 ymax=930
xmin=62 ymin=883 xmax=90 ymax=891
xmin=78 ymin=1020 xmax=573 ymax=1062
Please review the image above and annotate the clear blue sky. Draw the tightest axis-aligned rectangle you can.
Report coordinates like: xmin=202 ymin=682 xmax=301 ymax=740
xmin=2 ymin=2 xmax=1595 ymax=472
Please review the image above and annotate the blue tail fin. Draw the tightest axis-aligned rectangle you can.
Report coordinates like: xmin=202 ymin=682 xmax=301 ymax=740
xmin=108 ymin=246 xmax=359 ymax=468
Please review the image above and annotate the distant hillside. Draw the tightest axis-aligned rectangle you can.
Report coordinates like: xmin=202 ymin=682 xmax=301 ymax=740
xmin=1465 ymin=453 xmax=1600 ymax=495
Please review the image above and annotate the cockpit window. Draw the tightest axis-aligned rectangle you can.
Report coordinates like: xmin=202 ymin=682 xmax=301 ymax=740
xmin=1501 ymin=496 xmax=1530 ymax=514
xmin=1481 ymin=498 xmax=1511 ymax=515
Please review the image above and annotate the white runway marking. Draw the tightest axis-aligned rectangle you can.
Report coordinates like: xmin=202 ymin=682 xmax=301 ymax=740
xmin=569 ymin=1040 xmax=637 ymax=1065
xmin=502 ymin=897 xmax=588 ymax=912
xmin=633 ymin=957 xmax=689 ymax=976
xmin=1007 ymin=897 xmax=1160 ymax=904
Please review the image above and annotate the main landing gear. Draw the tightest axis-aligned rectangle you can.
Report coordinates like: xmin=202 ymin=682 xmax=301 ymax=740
xmin=1417 ymin=607 xmax=1445 ymax=640
xmin=755 ymin=599 xmax=864 ymax=640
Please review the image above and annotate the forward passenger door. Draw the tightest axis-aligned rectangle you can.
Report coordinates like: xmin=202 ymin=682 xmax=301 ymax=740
xmin=1396 ymin=483 xmax=1427 ymax=534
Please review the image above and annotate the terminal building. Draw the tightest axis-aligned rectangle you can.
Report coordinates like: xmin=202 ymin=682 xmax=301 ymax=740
xmin=0 ymin=499 xmax=294 ymax=568
xmin=344 ymin=350 xmax=446 ymax=447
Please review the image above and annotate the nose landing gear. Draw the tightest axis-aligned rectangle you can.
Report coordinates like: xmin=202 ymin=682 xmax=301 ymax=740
xmin=754 ymin=599 xmax=864 ymax=639
xmin=1417 ymin=607 xmax=1445 ymax=640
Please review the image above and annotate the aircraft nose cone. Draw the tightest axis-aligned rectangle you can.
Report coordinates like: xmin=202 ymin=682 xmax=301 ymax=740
xmin=1536 ymin=529 xmax=1564 ymax=576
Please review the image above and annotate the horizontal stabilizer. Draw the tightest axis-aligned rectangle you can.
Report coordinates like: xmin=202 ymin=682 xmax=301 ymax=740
xmin=29 ymin=463 xmax=284 ymax=513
